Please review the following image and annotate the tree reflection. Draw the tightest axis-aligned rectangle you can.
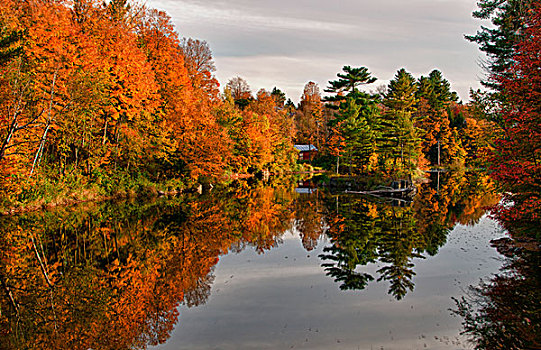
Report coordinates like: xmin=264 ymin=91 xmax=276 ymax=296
xmin=183 ymin=270 xmax=215 ymax=308
xmin=292 ymin=182 xmax=326 ymax=251
xmin=0 ymin=172 xmax=501 ymax=348
xmin=319 ymin=198 xmax=379 ymax=291
xmin=320 ymin=171 xmax=500 ymax=299
xmin=0 ymin=177 xmax=299 ymax=350
xmin=0 ymin=198 xmax=201 ymax=350
xmin=453 ymin=239 xmax=540 ymax=349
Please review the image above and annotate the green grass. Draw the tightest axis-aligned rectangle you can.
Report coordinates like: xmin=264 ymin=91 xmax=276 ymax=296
xmin=0 ymin=167 xmax=190 ymax=214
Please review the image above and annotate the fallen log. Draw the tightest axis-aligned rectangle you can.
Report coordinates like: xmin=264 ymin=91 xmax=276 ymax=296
xmin=344 ymin=186 xmax=417 ymax=198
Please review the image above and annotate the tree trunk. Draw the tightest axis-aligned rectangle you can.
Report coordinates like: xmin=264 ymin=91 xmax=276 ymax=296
xmin=30 ymin=233 xmax=54 ymax=288
xmin=30 ymin=69 xmax=59 ymax=176
xmin=102 ymin=118 xmax=108 ymax=145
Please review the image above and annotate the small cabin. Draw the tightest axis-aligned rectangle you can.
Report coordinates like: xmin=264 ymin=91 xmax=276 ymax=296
xmin=294 ymin=144 xmax=318 ymax=161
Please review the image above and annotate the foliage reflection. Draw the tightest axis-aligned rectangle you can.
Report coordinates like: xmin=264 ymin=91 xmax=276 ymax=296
xmin=319 ymin=171 xmax=500 ymax=299
xmin=0 ymin=172 xmax=499 ymax=348
xmin=0 ymin=177 xmax=297 ymax=350
xmin=453 ymin=240 xmax=540 ymax=349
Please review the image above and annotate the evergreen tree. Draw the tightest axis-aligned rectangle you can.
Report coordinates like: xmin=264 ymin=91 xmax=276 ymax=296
xmin=324 ymin=66 xmax=379 ymax=174
xmin=324 ymin=66 xmax=377 ymax=103
xmin=340 ymin=98 xmax=375 ymax=174
xmin=319 ymin=197 xmax=380 ymax=291
xmin=466 ymin=0 xmax=534 ymax=90
xmin=376 ymin=206 xmax=421 ymax=300
xmin=285 ymin=98 xmax=295 ymax=109
xmin=385 ymin=69 xmax=417 ymax=111
xmin=105 ymin=0 xmax=131 ymax=22
xmin=379 ymin=69 xmax=422 ymax=173
xmin=415 ymin=70 xmax=463 ymax=166
xmin=271 ymin=87 xmax=286 ymax=108
xmin=416 ymin=70 xmax=458 ymax=110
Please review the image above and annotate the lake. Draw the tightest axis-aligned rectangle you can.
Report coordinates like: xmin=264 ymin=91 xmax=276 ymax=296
xmin=0 ymin=171 xmax=512 ymax=349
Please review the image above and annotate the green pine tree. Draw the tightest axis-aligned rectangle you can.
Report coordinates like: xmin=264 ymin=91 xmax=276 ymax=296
xmin=324 ymin=66 xmax=380 ymax=174
xmin=379 ymin=69 xmax=422 ymax=174
xmin=340 ymin=98 xmax=376 ymax=174
xmin=465 ymin=0 xmax=534 ymax=90
xmin=324 ymin=66 xmax=377 ymax=104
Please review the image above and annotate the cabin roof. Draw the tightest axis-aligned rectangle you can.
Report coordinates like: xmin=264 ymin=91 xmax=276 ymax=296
xmin=294 ymin=144 xmax=318 ymax=152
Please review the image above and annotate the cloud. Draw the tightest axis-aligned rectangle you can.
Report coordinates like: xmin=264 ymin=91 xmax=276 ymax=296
xmin=151 ymin=0 xmax=358 ymax=33
xmin=146 ymin=0 xmax=486 ymax=102
xmin=215 ymin=53 xmax=482 ymax=104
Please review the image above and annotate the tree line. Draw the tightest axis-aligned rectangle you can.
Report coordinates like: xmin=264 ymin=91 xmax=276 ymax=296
xmin=1 ymin=0 xmax=538 ymax=231
xmin=291 ymin=66 xmax=494 ymax=176
xmin=0 ymin=0 xmax=297 ymax=209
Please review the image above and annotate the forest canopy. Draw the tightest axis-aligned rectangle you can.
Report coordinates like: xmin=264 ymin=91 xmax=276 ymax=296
xmin=0 ymin=0 xmax=520 ymax=222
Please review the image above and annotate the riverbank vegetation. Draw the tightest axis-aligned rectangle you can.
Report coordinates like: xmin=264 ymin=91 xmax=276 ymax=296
xmin=1 ymin=0 xmax=540 ymax=245
xmin=0 ymin=0 xmax=297 ymax=212
xmin=454 ymin=1 xmax=541 ymax=348
xmin=296 ymin=66 xmax=495 ymax=177
xmin=0 ymin=0 xmax=492 ymax=212
xmin=0 ymin=0 xmax=539 ymax=347
xmin=481 ymin=1 xmax=541 ymax=239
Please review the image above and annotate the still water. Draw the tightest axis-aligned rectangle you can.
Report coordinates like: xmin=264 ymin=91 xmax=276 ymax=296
xmin=0 ymin=172 xmax=510 ymax=349
xmin=156 ymin=219 xmax=503 ymax=350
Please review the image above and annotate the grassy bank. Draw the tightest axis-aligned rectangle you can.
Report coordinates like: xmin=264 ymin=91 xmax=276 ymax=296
xmin=0 ymin=170 xmax=190 ymax=216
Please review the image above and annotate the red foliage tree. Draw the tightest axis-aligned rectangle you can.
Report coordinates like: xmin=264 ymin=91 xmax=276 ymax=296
xmin=490 ymin=4 xmax=541 ymax=237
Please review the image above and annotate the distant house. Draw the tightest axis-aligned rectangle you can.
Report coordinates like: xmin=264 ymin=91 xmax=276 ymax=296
xmin=294 ymin=144 xmax=318 ymax=161
xmin=295 ymin=179 xmax=317 ymax=193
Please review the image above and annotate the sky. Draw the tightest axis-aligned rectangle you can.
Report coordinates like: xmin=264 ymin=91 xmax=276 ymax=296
xmin=145 ymin=0 xmax=487 ymax=103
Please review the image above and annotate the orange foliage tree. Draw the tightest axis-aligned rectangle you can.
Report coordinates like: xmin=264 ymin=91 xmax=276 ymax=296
xmin=0 ymin=0 xmax=299 ymax=209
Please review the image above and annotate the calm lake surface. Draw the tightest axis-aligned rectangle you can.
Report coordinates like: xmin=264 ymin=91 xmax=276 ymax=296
xmin=0 ymin=172 xmax=511 ymax=349
xmin=154 ymin=218 xmax=503 ymax=350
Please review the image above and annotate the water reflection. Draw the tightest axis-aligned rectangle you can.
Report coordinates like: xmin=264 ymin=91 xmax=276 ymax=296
xmin=319 ymin=170 xmax=500 ymax=299
xmin=0 ymin=172 xmax=500 ymax=349
xmin=453 ymin=239 xmax=540 ymax=349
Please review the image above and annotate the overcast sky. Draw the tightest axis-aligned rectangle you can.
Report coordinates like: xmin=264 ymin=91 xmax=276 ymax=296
xmin=145 ymin=0 xmax=486 ymax=103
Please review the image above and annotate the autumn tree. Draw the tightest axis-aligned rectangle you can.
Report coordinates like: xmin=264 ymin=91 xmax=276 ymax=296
xmin=0 ymin=0 xmax=250 ymax=210
xmin=414 ymin=70 xmax=464 ymax=166
xmin=0 ymin=10 xmax=24 ymax=170
xmin=226 ymin=76 xmax=252 ymax=109
xmin=296 ymin=81 xmax=323 ymax=147
xmin=488 ymin=4 xmax=541 ymax=237
xmin=0 ymin=0 xmax=116 ymax=183
xmin=0 ymin=18 xmax=23 ymax=64
xmin=137 ymin=8 xmax=229 ymax=179
xmin=0 ymin=0 xmax=298 ymax=209
xmin=179 ymin=38 xmax=219 ymax=99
